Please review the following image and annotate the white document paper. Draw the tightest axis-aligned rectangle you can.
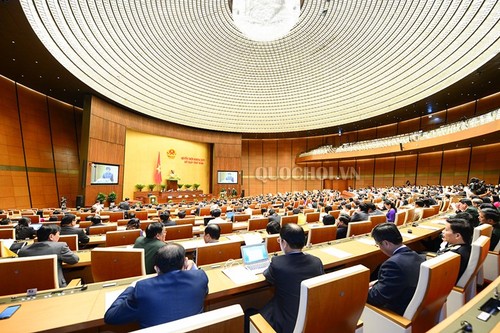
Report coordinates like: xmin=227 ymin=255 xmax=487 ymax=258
xmin=222 ymin=265 xmax=260 ymax=284
xmin=105 ymin=289 xmax=126 ymax=311
xmin=180 ymin=239 xmax=205 ymax=250
xmin=242 ymin=233 xmax=263 ymax=245
xmin=322 ymin=247 xmax=352 ymax=258
xmin=417 ymin=225 xmax=441 ymax=230
xmin=355 ymin=238 xmax=376 ymax=246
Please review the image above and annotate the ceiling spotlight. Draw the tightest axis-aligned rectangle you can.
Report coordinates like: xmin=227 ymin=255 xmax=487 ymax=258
xmin=322 ymin=9 xmax=328 ymax=14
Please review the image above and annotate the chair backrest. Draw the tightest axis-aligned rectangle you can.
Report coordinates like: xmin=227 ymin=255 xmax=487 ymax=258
xmin=329 ymin=210 xmax=341 ymax=219
xmin=24 ymin=215 xmax=40 ymax=223
xmin=132 ymin=211 xmax=149 ymax=221
xmin=0 ymin=228 xmax=15 ymax=240
xmin=456 ymin=235 xmax=490 ymax=289
xmin=421 ymin=207 xmax=436 ymax=219
xmin=265 ymin=234 xmax=281 ymax=254
xmin=403 ymin=252 xmax=460 ymax=332
xmin=0 ymin=254 xmax=58 ymax=296
xmin=405 ymin=207 xmax=415 ymax=224
xmin=175 ymin=218 xmax=196 ymax=226
xmin=139 ymin=220 xmax=155 ymax=231
xmin=164 ymin=224 xmax=193 ymax=241
xmin=247 ymin=217 xmax=269 ymax=231
xmin=234 ymin=214 xmax=251 ymax=222
xmin=58 ymin=234 xmax=78 ymax=251
xmin=78 ymin=221 xmax=92 ymax=229
xmin=211 ymin=222 xmax=233 ymax=235
xmin=91 ymin=247 xmax=145 ymax=282
xmin=305 ymin=212 xmax=320 ymax=223
xmin=431 ymin=204 xmax=440 ymax=216
xmin=199 ymin=207 xmax=211 ymax=216
xmin=251 ymin=208 xmax=261 ymax=216
xmin=77 ymin=212 xmax=94 ymax=222
xmin=307 ymin=225 xmax=337 ymax=245
xmin=394 ymin=210 xmax=407 ymax=226
xmin=368 ymin=215 xmax=386 ymax=229
xmin=281 ymin=215 xmax=298 ymax=227
xmin=473 ymin=224 xmax=492 ymax=241
xmin=117 ymin=218 xmax=130 ymax=226
xmin=195 ymin=241 xmax=241 ymax=266
xmin=440 ymin=200 xmax=451 ymax=212
xmin=88 ymin=224 xmax=118 ymax=235
xmin=294 ymin=265 xmax=370 ymax=333
xmin=133 ymin=304 xmax=244 ymax=333
xmin=107 ymin=211 xmax=124 ymax=222
xmin=346 ymin=221 xmax=372 ymax=237
xmin=105 ymin=229 xmax=141 ymax=247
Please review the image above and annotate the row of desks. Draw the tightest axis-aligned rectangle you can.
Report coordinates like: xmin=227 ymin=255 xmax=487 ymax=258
xmin=0 ymin=218 xmax=448 ymax=332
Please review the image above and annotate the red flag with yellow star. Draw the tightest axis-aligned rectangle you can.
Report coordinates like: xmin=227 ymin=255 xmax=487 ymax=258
xmin=154 ymin=152 xmax=162 ymax=183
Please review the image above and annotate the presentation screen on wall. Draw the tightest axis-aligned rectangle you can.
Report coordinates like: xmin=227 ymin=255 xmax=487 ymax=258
xmin=91 ymin=163 xmax=119 ymax=185
xmin=217 ymin=171 xmax=238 ymax=184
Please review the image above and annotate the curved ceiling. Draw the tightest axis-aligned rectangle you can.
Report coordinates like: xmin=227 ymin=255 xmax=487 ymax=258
xmin=19 ymin=0 xmax=500 ymax=133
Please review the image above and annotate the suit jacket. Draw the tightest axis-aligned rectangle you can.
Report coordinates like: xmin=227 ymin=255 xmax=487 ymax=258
xmin=268 ymin=214 xmax=281 ymax=224
xmin=262 ymin=252 xmax=324 ymax=333
xmin=18 ymin=241 xmax=79 ymax=287
xmin=104 ymin=269 xmax=209 ymax=328
xmin=133 ymin=237 xmax=166 ymax=274
xmin=438 ymin=243 xmax=471 ymax=283
xmin=350 ymin=211 xmax=369 ymax=222
xmin=336 ymin=225 xmax=348 ymax=239
xmin=367 ymin=246 xmax=425 ymax=315
xmin=60 ymin=225 xmax=89 ymax=245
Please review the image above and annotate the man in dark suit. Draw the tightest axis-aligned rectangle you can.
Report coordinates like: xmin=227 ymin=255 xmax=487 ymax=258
xmin=367 ymin=223 xmax=425 ymax=315
xmin=267 ymin=209 xmax=281 ymax=224
xmin=104 ymin=243 xmax=208 ymax=328
xmin=260 ymin=224 xmax=324 ymax=333
xmin=18 ymin=224 xmax=79 ymax=287
xmin=118 ymin=197 xmax=130 ymax=210
xmin=437 ymin=218 xmax=472 ymax=283
xmin=59 ymin=213 xmax=89 ymax=246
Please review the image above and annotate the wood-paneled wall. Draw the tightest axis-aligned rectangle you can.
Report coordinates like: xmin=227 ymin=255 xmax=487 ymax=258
xmin=1 ymin=74 xmax=498 ymax=208
xmin=242 ymin=141 xmax=500 ymax=196
xmin=83 ymin=97 xmax=242 ymax=206
xmin=0 ymin=76 xmax=81 ymax=209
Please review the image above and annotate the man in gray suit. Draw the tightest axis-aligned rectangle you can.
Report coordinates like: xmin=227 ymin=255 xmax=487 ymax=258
xmin=19 ymin=224 xmax=79 ymax=287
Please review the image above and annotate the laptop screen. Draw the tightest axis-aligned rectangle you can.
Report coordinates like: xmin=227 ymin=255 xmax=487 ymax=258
xmin=203 ymin=217 xmax=215 ymax=226
xmin=241 ymin=243 xmax=269 ymax=264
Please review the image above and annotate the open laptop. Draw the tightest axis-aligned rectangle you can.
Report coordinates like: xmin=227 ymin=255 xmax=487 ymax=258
xmin=241 ymin=243 xmax=270 ymax=274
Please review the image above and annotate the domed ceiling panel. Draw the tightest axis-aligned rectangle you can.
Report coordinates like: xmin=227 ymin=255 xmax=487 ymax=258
xmin=20 ymin=0 xmax=500 ymax=133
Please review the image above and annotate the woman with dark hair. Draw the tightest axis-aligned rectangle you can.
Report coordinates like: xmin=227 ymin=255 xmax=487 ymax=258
xmin=126 ymin=218 xmax=144 ymax=237
xmin=15 ymin=217 xmax=36 ymax=240
xmin=384 ymin=200 xmax=397 ymax=223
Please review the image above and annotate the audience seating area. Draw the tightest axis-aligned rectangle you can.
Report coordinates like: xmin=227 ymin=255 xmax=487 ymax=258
xmin=300 ymin=109 xmax=499 ymax=157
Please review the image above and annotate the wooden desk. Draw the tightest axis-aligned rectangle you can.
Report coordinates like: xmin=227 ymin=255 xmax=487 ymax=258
xmin=0 ymin=216 xmax=446 ymax=332
xmin=428 ymin=275 xmax=500 ymax=333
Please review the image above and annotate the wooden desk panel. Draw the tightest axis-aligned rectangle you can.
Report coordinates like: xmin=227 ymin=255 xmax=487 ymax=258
xmin=1 ymin=215 xmax=448 ymax=332
xmin=428 ymin=275 xmax=500 ymax=333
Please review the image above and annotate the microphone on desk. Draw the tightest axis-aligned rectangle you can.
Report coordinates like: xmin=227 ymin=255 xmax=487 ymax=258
xmin=460 ymin=320 xmax=473 ymax=332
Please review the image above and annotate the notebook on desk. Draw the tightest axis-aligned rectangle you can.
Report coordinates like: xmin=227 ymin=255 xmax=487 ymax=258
xmin=241 ymin=243 xmax=270 ymax=274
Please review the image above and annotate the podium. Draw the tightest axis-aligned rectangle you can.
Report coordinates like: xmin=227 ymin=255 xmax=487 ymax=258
xmin=167 ymin=179 xmax=178 ymax=191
